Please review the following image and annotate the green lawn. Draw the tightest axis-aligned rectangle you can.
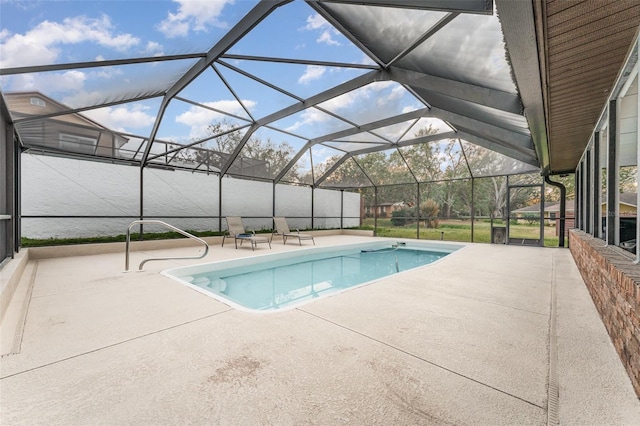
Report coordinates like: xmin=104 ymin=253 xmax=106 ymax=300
xmin=362 ymin=218 xmax=565 ymax=247
xmin=21 ymin=219 xmax=565 ymax=248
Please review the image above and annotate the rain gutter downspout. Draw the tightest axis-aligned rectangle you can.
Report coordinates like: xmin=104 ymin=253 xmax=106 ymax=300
xmin=545 ymin=176 xmax=566 ymax=247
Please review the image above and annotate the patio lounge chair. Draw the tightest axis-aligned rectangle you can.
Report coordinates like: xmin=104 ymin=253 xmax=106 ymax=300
xmin=272 ymin=217 xmax=315 ymax=246
xmin=222 ymin=216 xmax=271 ymax=250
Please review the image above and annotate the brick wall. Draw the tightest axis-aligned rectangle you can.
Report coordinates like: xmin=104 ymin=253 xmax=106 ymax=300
xmin=569 ymin=230 xmax=640 ymax=398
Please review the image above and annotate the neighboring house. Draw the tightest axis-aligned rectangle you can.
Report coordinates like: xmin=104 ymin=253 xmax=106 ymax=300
xmin=602 ymin=192 xmax=638 ymax=216
xmin=514 ymin=194 xmax=637 ymax=237
xmin=545 ymin=199 xmax=576 ymax=220
xmin=546 ymin=200 xmax=576 ymax=235
xmin=512 ymin=200 xmax=576 ymax=234
xmin=365 ymin=201 xmax=406 ymax=217
xmin=511 ymin=201 xmax=562 ymax=225
xmin=4 ymin=92 xmax=128 ymax=158
xmin=513 ymin=195 xmax=639 ymax=221
xmin=602 ymin=193 xmax=637 ymax=243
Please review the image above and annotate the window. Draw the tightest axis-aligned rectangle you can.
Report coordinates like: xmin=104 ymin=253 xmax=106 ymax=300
xmin=59 ymin=133 xmax=96 ymax=155
xmin=30 ymin=97 xmax=46 ymax=107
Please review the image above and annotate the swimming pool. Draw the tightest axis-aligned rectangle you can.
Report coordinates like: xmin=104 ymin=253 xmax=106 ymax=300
xmin=163 ymin=240 xmax=463 ymax=312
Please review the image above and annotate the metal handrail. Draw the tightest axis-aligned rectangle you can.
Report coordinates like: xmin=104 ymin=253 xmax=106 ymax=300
xmin=125 ymin=220 xmax=209 ymax=271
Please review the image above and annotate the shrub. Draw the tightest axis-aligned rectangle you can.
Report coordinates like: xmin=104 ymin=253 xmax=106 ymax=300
xmin=390 ymin=208 xmax=414 ymax=226
xmin=420 ymin=199 xmax=440 ymax=228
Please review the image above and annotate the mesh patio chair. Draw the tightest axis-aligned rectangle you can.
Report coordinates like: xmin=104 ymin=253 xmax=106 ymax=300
xmin=222 ymin=216 xmax=271 ymax=250
xmin=272 ymin=217 xmax=315 ymax=246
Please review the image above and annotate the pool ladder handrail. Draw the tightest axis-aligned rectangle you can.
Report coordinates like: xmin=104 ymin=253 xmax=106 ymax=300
xmin=125 ymin=220 xmax=209 ymax=271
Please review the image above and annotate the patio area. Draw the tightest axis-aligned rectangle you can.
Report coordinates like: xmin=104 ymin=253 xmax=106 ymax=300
xmin=1 ymin=235 xmax=639 ymax=425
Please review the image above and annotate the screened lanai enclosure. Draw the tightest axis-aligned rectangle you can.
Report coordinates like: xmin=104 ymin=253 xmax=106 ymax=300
xmin=1 ymin=0 xmax=639 ymax=259
xmin=4 ymin=1 xmax=640 ymax=414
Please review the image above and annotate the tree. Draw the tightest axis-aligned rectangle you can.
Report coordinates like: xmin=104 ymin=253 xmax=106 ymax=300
xmin=398 ymin=125 xmax=442 ymax=182
xmin=545 ymin=174 xmax=575 ymax=202
xmin=620 ymin=166 xmax=637 ymax=193
xmin=437 ymin=139 xmax=470 ymax=218
xmin=169 ymin=120 xmax=298 ymax=179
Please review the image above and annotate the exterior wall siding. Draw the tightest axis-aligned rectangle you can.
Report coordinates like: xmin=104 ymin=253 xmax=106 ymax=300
xmin=569 ymin=230 xmax=640 ymax=398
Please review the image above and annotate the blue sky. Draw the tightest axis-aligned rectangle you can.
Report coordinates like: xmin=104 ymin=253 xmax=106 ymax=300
xmin=0 ymin=0 xmax=458 ymax=170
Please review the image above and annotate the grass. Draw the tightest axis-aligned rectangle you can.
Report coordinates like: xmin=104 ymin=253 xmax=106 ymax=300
xmin=21 ymin=220 xmax=567 ymax=248
xmin=362 ymin=218 xmax=566 ymax=247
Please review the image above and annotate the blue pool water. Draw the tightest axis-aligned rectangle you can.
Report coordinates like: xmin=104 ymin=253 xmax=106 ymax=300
xmin=163 ymin=241 xmax=461 ymax=312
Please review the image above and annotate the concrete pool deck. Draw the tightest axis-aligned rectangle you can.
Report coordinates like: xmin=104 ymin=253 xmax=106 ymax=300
xmin=1 ymin=235 xmax=639 ymax=424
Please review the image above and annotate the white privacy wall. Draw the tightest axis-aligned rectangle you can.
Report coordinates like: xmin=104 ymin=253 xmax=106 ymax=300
xmin=221 ymin=177 xmax=273 ymax=231
xmin=21 ymin=154 xmax=361 ymax=238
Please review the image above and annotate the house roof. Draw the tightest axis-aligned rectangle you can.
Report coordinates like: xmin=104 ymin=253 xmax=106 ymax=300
xmin=619 ymin=192 xmax=638 ymax=207
xmin=526 ymin=1 xmax=640 ymax=174
xmin=4 ymin=91 xmax=112 ymax=130
xmin=597 ymin=192 xmax=638 ymax=208
xmin=546 ymin=200 xmax=575 ymax=213
xmin=512 ymin=201 xmax=559 ymax=214
xmin=515 ymin=193 xmax=638 ymax=215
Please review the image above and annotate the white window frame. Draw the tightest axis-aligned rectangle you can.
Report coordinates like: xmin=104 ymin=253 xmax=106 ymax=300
xmin=30 ymin=97 xmax=46 ymax=107
xmin=59 ymin=133 xmax=97 ymax=154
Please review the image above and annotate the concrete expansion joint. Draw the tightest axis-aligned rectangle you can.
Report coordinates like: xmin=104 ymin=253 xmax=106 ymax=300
xmin=298 ymin=307 xmax=545 ymax=411
xmin=547 ymin=253 xmax=560 ymax=426
xmin=427 ymin=287 xmax=548 ymax=317
xmin=0 ymin=308 xmax=234 ymax=381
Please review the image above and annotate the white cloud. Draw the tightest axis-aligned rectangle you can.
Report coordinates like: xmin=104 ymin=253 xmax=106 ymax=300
xmin=285 ymin=107 xmax=332 ymax=133
xmin=312 ymin=145 xmax=342 ymax=166
xmin=0 ymin=28 xmax=10 ymax=42
xmin=8 ymin=70 xmax=86 ymax=93
xmin=298 ymin=65 xmax=325 ymax=84
xmin=286 ymin=87 xmax=376 ymax=133
xmin=61 ymin=89 xmax=114 ymax=109
xmin=321 ymin=90 xmax=358 ymax=112
xmin=0 ymin=15 xmax=139 ymax=68
xmin=303 ymin=14 xmax=341 ymax=46
xmin=401 ymin=105 xmax=420 ymax=114
xmin=317 ymin=30 xmax=339 ymax=46
xmin=287 ymin=82 xmax=419 ymax=134
xmin=157 ymin=15 xmax=190 ymax=38
xmin=94 ymin=67 xmax=124 ymax=80
xmin=377 ymin=85 xmax=405 ymax=106
xmin=145 ymin=41 xmax=164 ymax=56
xmin=83 ymin=104 xmax=156 ymax=132
xmin=322 ymin=81 xmax=398 ymax=112
xmin=304 ymin=14 xmax=327 ymax=31
xmin=157 ymin=0 xmax=232 ymax=38
xmin=175 ymin=100 xmax=255 ymax=138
